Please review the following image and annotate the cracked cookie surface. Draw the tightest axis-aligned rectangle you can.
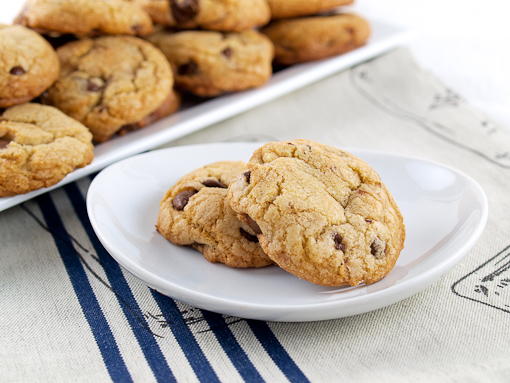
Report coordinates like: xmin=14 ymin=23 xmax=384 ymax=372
xmin=157 ymin=161 xmax=272 ymax=268
xmin=16 ymin=0 xmax=153 ymax=37
xmin=149 ymin=30 xmax=273 ymax=97
xmin=135 ymin=0 xmax=270 ymax=32
xmin=267 ymin=0 xmax=354 ymax=19
xmin=0 ymin=25 xmax=60 ymax=108
xmin=42 ymin=36 xmax=173 ymax=142
xmin=227 ymin=140 xmax=405 ymax=286
xmin=262 ymin=13 xmax=370 ymax=65
xmin=0 ymin=103 xmax=94 ymax=197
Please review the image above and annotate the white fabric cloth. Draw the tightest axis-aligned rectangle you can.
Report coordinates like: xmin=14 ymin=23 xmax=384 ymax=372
xmin=2 ymin=48 xmax=510 ymax=382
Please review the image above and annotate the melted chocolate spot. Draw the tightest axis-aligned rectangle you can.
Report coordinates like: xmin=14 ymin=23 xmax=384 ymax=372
xmin=172 ymin=189 xmax=197 ymax=210
xmin=202 ymin=179 xmax=227 ymax=188
xmin=240 ymin=228 xmax=258 ymax=243
xmin=333 ymin=233 xmax=345 ymax=252
xmin=178 ymin=60 xmax=199 ymax=76
xmin=10 ymin=66 xmax=26 ymax=76
xmin=370 ymin=237 xmax=386 ymax=259
xmin=243 ymin=171 xmax=251 ymax=183
xmin=365 ymin=218 xmax=373 ymax=223
xmin=243 ymin=214 xmax=261 ymax=235
xmin=86 ymin=78 xmax=104 ymax=92
xmin=131 ymin=24 xmax=143 ymax=34
xmin=0 ymin=137 xmax=12 ymax=149
xmin=170 ymin=0 xmax=199 ymax=24
xmin=221 ymin=47 xmax=233 ymax=58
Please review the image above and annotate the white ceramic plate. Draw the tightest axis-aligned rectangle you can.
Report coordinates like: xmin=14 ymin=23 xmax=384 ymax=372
xmin=87 ymin=143 xmax=488 ymax=322
xmin=0 ymin=20 xmax=411 ymax=213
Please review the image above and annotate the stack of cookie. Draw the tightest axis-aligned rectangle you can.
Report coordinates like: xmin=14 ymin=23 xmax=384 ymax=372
xmin=157 ymin=140 xmax=405 ymax=287
xmin=0 ymin=0 xmax=370 ymax=197
xmin=16 ymin=0 xmax=176 ymax=143
xmin=0 ymin=23 xmax=94 ymax=197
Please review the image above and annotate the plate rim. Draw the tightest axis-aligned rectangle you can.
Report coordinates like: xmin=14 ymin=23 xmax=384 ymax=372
xmin=87 ymin=143 xmax=489 ymax=316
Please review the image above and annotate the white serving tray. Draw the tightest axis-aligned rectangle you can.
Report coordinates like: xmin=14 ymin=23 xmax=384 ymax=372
xmin=0 ymin=20 xmax=411 ymax=212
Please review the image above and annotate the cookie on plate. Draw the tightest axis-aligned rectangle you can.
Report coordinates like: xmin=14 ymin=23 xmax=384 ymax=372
xmin=0 ymin=103 xmax=94 ymax=197
xmin=148 ymin=30 xmax=273 ymax=97
xmin=157 ymin=161 xmax=272 ymax=268
xmin=42 ymin=36 xmax=173 ymax=142
xmin=15 ymin=0 xmax=153 ymax=37
xmin=262 ymin=13 xmax=370 ymax=65
xmin=0 ymin=25 xmax=60 ymax=108
xmin=227 ymin=140 xmax=405 ymax=286
xmin=135 ymin=0 xmax=270 ymax=32
xmin=267 ymin=0 xmax=354 ymax=19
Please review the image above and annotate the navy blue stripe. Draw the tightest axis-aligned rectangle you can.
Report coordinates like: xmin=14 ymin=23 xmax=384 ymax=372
xmin=201 ymin=311 xmax=265 ymax=383
xmin=151 ymin=292 xmax=220 ymax=383
xmin=247 ymin=320 xmax=309 ymax=383
xmin=64 ymin=183 xmax=176 ymax=383
xmin=37 ymin=194 xmax=132 ymax=383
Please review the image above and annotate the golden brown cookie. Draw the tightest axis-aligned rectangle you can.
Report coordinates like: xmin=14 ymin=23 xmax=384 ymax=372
xmin=157 ymin=161 xmax=272 ymax=268
xmin=227 ymin=140 xmax=405 ymax=286
xmin=262 ymin=13 xmax=370 ymax=65
xmin=0 ymin=25 xmax=59 ymax=108
xmin=0 ymin=103 xmax=94 ymax=197
xmin=148 ymin=30 xmax=273 ymax=97
xmin=267 ymin=0 xmax=354 ymax=19
xmin=16 ymin=0 xmax=153 ymax=37
xmin=135 ymin=0 xmax=270 ymax=32
xmin=42 ymin=36 xmax=173 ymax=142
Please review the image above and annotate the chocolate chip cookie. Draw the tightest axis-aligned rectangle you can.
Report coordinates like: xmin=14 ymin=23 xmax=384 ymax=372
xmin=227 ymin=140 xmax=405 ymax=286
xmin=135 ymin=0 xmax=270 ymax=32
xmin=157 ymin=161 xmax=272 ymax=268
xmin=262 ymin=13 xmax=370 ymax=65
xmin=42 ymin=36 xmax=173 ymax=142
xmin=267 ymin=0 xmax=354 ymax=19
xmin=0 ymin=103 xmax=94 ymax=197
xmin=0 ymin=25 xmax=59 ymax=108
xmin=148 ymin=30 xmax=273 ymax=97
xmin=16 ymin=0 xmax=153 ymax=37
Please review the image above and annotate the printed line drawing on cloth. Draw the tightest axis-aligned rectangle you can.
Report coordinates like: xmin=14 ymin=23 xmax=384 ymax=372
xmin=452 ymin=244 xmax=510 ymax=314
xmin=350 ymin=64 xmax=510 ymax=169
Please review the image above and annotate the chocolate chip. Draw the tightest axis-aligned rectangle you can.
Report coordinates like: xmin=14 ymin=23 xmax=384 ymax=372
xmin=243 ymin=171 xmax=251 ymax=183
xmin=243 ymin=214 xmax=261 ymax=235
xmin=221 ymin=47 xmax=233 ymax=58
xmin=365 ymin=218 xmax=373 ymax=223
xmin=370 ymin=237 xmax=386 ymax=259
xmin=131 ymin=24 xmax=143 ymax=34
xmin=9 ymin=66 xmax=25 ymax=76
xmin=170 ymin=0 xmax=199 ymax=24
xmin=172 ymin=189 xmax=197 ymax=210
xmin=0 ymin=138 xmax=12 ymax=149
xmin=202 ymin=179 xmax=227 ymax=188
xmin=86 ymin=78 xmax=104 ymax=92
xmin=177 ymin=60 xmax=198 ymax=76
xmin=333 ymin=233 xmax=345 ymax=252
xmin=240 ymin=228 xmax=258 ymax=243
